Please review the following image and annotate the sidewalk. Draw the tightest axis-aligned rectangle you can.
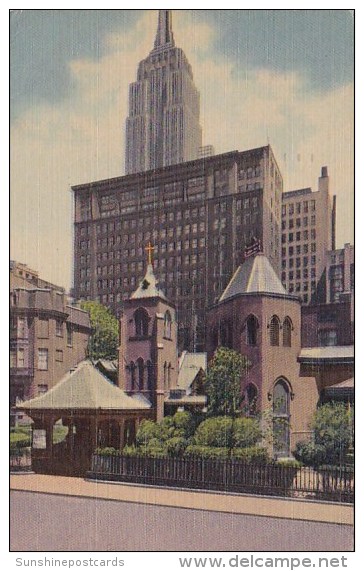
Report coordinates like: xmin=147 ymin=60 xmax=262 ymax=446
xmin=10 ymin=474 xmax=353 ymax=526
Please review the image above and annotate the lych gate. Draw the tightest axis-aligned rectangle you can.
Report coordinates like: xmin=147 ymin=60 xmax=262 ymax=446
xmin=17 ymin=361 xmax=152 ymax=476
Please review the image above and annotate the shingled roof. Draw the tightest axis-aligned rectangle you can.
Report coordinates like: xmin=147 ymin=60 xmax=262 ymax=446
xmin=219 ymin=253 xmax=288 ymax=302
xmin=17 ymin=361 xmax=151 ymax=411
xmin=130 ymin=263 xmax=167 ymax=301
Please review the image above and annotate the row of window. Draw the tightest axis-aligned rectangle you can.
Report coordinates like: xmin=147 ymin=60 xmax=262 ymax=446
xmin=282 ymin=256 xmax=316 ymax=269
xmin=214 ymin=315 xmax=293 ymax=349
xmin=282 ymin=230 xmax=316 ymax=243
xmin=10 ymin=347 xmax=64 ymax=370
xmin=132 ymin=308 xmax=172 ymax=339
xmin=282 ymin=280 xmax=316 ymax=293
xmin=282 ymin=200 xmax=316 ymax=216
xmin=282 ymin=243 xmax=316 ymax=257
xmin=282 ymin=216 xmax=316 ymax=230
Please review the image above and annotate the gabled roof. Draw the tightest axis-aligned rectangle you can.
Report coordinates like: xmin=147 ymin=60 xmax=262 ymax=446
xmin=17 ymin=361 xmax=151 ymax=411
xmin=177 ymin=351 xmax=206 ymax=391
xmin=219 ymin=253 xmax=288 ymax=302
xmin=130 ymin=264 xmax=167 ymax=301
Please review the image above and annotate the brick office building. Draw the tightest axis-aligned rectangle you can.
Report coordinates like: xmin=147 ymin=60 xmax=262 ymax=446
xmin=73 ymin=144 xmax=283 ymax=351
xmin=10 ymin=262 xmax=91 ymax=422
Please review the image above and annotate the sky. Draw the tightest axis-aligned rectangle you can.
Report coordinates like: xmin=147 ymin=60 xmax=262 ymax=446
xmin=10 ymin=9 xmax=354 ymax=290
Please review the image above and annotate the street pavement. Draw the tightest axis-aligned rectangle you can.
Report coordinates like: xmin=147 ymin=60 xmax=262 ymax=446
xmin=11 ymin=490 xmax=354 ymax=552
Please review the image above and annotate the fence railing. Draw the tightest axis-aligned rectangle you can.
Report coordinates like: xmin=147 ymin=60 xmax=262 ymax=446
xmin=88 ymin=454 xmax=354 ymax=503
xmin=10 ymin=448 xmax=32 ymax=472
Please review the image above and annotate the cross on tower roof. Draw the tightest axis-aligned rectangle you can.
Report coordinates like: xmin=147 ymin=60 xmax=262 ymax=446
xmin=145 ymin=242 xmax=155 ymax=266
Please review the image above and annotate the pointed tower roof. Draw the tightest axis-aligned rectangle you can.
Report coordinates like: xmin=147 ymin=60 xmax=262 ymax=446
xmin=130 ymin=263 xmax=167 ymax=301
xmin=153 ymin=10 xmax=175 ymax=50
xmin=219 ymin=253 xmax=289 ymax=303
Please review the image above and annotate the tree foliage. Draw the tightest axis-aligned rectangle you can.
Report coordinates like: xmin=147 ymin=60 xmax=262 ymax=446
xmin=205 ymin=347 xmax=251 ymax=417
xmin=193 ymin=416 xmax=261 ymax=449
xmin=293 ymin=402 xmax=354 ymax=467
xmin=80 ymin=301 xmax=119 ymax=360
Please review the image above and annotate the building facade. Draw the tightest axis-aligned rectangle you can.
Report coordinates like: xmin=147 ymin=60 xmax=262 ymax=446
xmin=125 ymin=10 xmax=202 ymax=174
xmin=10 ymin=262 xmax=91 ymax=421
xmin=281 ymin=167 xmax=336 ymax=304
xmin=73 ymin=144 xmax=283 ymax=351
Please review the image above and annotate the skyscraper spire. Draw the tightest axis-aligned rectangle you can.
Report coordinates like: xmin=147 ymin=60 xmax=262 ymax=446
xmin=154 ymin=9 xmax=175 ymax=49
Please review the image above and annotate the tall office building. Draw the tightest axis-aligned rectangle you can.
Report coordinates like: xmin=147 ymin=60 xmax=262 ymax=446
xmin=125 ymin=10 xmax=202 ymax=174
xmin=281 ymin=167 xmax=336 ymax=304
xmin=73 ymin=145 xmax=283 ymax=352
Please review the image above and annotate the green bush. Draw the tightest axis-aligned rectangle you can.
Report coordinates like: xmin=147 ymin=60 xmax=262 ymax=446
xmin=276 ymin=458 xmax=302 ymax=468
xmin=194 ymin=417 xmax=233 ymax=448
xmin=165 ymin=437 xmax=188 ymax=457
xmin=184 ymin=445 xmax=230 ymax=459
xmin=230 ymin=446 xmax=269 ymax=464
xmin=293 ymin=441 xmax=326 ymax=467
xmin=135 ymin=420 xmax=164 ymax=446
xmin=232 ymin=418 xmax=262 ymax=448
xmin=10 ymin=433 xmax=31 ymax=449
xmin=294 ymin=402 xmax=354 ymax=467
xmin=95 ymin=447 xmax=121 ymax=456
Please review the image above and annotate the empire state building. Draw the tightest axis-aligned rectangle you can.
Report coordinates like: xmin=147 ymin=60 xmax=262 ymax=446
xmin=125 ymin=10 xmax=202 ymax=174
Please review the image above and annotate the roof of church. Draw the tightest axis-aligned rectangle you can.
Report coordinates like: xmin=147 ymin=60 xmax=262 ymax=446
xmin=219 ymin=253 xmax=288 ymax=302
xmin=17 ymin=361 xmax=151 ymax=411
xmin=177 ymin=352 xmax=206 ymax=391
xmin=130 ymin=263 xmax=167 ymax=301
xmin=298 ymin=346 xmax=354 ymax=364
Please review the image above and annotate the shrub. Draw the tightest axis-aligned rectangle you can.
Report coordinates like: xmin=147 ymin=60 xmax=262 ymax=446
xmin=10 ymin=433 xmax=31 ymax=449
xmin=194 ymin=417 xmax=233 ymax=448
xmin=95 ymin=447 xmax=121 ymax=456
xmin=232 ymin=418 xmax=262 ymax=448
xmin=293 ymin=441 xmax=327 ymax=467
xmin=165 ymin=437 xmax=188 ymax=457
xmin=135 ymin=420 xmax=163 ymax=447
xmin=184 ymin=445 xmax=230 ymax=459
xmin=230 ymin=446 xmax=269 ymax=464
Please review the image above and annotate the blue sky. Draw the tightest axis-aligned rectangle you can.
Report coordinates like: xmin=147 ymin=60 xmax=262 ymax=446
xmin=10 ymin=9 xmax=354 ymax=289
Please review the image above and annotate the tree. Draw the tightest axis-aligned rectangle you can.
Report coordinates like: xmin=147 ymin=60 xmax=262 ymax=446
xmin=205 ymin=347 xmax=251 ymax=417
xmin=294 ymin=402 xmax=354 ymax=467
xmin=80 ymin=301 xmax=119 ymax=360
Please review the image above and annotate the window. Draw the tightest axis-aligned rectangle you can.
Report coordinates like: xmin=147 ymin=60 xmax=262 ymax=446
xmin=38 ymin=348 xmax=48 ymax=371
xmin=55 ymin=349 xmax=63 ymax=362
xmin=164 ymin=311 xmax=172 ymax=339
xmin=38 ymin=318 xmax=49 ymax=339
xmin=245 ymin=383 xmax=258 ymax=416
xmin=137 ymin=358 xmax=144 ymax=390
xmin=130 ymin=362 xmax=136 ymax=391
xmin=10 ymin=349 xmax=16 ymax=368
xmin=282 ymin=318 xmax=292 ymax=347
xmin=67 ymin=324 xmax=73 ymax=347
xmin=246 ymin=315 xmax=258 ymax=346
xmin=318 ymin=329 xmax=337 ymax=347
xmin=269 ymin=316 xmax=280 ymax=346
xmin=56 ymin=320 xmax=63 ymax=337
xmin=37 ymin=384 xmax=48 ymax=395
xmin=273 ymin=379 xmax=290 ymax=457
xmin=17 ymin=347 xmax=25 ymax=368
xmin=147 ymin=361 xmax=153 ymax=391
xmin=18 ymin=318 xmax=26 ymax=338
xmin=134 ymin=308 xmax=149 ymax=337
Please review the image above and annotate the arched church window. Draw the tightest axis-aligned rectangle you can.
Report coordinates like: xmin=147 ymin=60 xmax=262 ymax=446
xmin=269 ymin=316 xmax=280 ymax=346
xmin=134 ymin=308 xmax=149 ymax=337
xmin=130 ymin=362 xmax=136 ymax=391
xmin=246 ymin=315 xmax=259 ymax=346
xmin=272 ymin=379 xmax=291 ymax=457
xmin=163 ymin=362 xmax=168 ymax=390
xmin=164 ymin=310 xmax=172 ymax=339
xmin=167 ymin=363 xmax=172 ymax=388
xmin=137 ymin=357 xmax=144 ymax=390
xmin=147 ymin=360 xmax=153 ymax=391
xmin=282 ymin=317 xmax=293 ymax=347
xmin=245 ymin=383 xmax=258 ymax=416
xmin=220 ymin=321 xmax=232 ymax=348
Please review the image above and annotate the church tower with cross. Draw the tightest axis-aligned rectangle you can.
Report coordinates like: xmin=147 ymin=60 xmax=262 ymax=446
xmin=118 ymin=244 xmax=178 ymax=421
xmin=124 ymin=9 xmax=202 ymax=174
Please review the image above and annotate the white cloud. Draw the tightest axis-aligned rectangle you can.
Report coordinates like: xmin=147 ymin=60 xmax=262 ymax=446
xmin=10 ymin=10 xmax=354 ymax=289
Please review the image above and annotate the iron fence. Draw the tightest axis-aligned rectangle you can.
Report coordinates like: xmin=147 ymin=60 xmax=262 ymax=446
xmin=10 ymin=448 xmax=32 ymax=472
xmin=88 ymin=454 xmax=354 ymax=503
